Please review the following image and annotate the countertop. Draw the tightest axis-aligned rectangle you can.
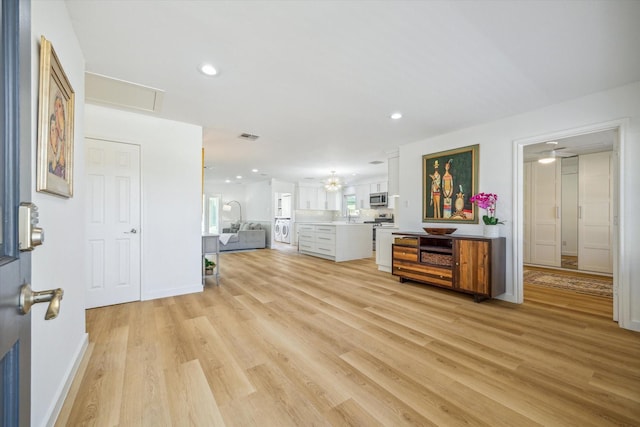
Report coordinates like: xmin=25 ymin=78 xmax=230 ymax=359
xmin=298 ymin=222 xmax=373 ymax=226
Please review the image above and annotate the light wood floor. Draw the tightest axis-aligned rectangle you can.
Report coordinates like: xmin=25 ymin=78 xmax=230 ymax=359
xmin=57 ymin=250 xmax=640 ymax=426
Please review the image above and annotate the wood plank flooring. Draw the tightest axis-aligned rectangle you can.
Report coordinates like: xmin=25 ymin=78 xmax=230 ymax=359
xmin=57 ymin=249 xmax=640 ymax=426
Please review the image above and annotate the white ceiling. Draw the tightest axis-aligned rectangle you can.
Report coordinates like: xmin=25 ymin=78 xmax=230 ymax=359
xmin=523 ymin=129 xmax=618 ymax=162
xmin=65 ymin=0 xmax=640 ymax=186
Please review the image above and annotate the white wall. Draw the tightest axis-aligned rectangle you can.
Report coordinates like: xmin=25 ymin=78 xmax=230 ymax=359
xmin=30 ymin=2 xmax=87 ymax=426
xmin=398 ymin=81 xmax=640 ymax=330
xmin=246 ymin=181 xmax=272 ymax=221
xmin=84 ymin=105 xmax=203 ymax=301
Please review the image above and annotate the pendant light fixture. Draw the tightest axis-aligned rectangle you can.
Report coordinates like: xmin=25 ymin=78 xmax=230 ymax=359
xmin=324 ymin=171 xmax=342 ymax=192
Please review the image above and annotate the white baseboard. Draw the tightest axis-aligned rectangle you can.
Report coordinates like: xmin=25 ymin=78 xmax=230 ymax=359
xmin=45 ymin=333 xmax=89 ymax=427
xmin=143 ymin=283 xmax=203 ymax=301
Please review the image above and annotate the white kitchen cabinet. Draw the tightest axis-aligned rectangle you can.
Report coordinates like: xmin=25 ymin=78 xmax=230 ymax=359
xmin=325 ymin=190 xmax=341 ymax=210
xmin=370 ymin=181 xmax=388 ymax=194
xmin=298 ymin=223 xmax=372 ymax=262
xmin=297 ymin=186 xmax=318 ymax=209
xmin=375 ymin=227 xmax=398 ymax=272
xmin=355 ymin=184 xmax=370 ymax=209
xmin=298 ymin=186 xmax=341 ymax=211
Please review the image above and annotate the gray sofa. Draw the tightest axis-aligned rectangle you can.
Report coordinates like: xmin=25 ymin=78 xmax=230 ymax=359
xmin=220 ymin=222 xmax=266 ymax=251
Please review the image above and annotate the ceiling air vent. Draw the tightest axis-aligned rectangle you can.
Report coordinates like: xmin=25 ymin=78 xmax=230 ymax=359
xmin=238 ymin=133 xmax=260 ymax=141
xmin=369 ymin=160 xmax=384 ymax=165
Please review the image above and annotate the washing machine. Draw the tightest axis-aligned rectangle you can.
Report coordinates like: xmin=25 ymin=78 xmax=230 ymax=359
xmin=280 ymin=219 xmax=291 ymax=244
xmin=274 ymin=219 xmax=283 ymax=242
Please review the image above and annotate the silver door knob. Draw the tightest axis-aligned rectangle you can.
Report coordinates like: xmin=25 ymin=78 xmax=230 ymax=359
xmin=125 ymin=228 xmax=137 ymax=234
xmin=19 ymin=284 xmax=64 ymax=320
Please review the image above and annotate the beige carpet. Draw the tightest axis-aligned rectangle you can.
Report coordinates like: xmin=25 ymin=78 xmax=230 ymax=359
xmin=524 ymin=269 xmax=613 ymax=298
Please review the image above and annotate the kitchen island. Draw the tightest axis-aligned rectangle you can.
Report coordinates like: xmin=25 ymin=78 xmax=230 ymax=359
xmin=298 ymin=223 xmax=372 ymax=262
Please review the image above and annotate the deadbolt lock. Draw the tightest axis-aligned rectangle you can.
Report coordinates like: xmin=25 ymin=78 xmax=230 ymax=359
xmin=19 ymin=202 xmax=44 ymax=251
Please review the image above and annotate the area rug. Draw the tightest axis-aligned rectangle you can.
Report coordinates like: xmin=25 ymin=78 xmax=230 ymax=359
xmin=524 ymin=269 xmax=613 ymax=298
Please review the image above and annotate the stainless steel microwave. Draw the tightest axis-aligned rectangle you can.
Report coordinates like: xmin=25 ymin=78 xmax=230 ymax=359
xmin=369 ymin=192 xmax=387 ymax=207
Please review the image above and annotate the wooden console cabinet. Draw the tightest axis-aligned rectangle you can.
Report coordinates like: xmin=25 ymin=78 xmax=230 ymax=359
xmin=392 ymin=232 xmax=505 ymax=302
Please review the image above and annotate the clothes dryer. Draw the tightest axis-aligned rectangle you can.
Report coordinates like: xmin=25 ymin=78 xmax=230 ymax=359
xmin=274 ymin=219 xmax=283 ymax=242
xmin=280 ymin=219 xmax=291 ymax=244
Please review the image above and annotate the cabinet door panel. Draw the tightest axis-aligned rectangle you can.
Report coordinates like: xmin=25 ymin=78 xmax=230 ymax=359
xmin=455 ymin=240 xmax=490 ymax=294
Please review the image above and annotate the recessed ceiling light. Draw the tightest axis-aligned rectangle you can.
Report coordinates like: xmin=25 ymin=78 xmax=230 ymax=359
xmin=236 ymin=175 xmax=242 ymax=179
xmin=199 ymin=63 xmax=218 ymax=76
xmin=225 ymin=179 xmax=231 ymax=183
xmin=390 ymin=112 xmax=402 ymax=120
xmin=252 ymin=169 xmax=259 ymax=173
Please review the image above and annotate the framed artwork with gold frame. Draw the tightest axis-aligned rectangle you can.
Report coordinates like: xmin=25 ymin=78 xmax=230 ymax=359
xmin=422 ymin=144 xmax=479 ymax=223
xmin=36 ymin=36 xmax=75 ymax=198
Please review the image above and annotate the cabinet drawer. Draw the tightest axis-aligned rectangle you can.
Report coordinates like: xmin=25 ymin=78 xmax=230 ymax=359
xmin=393 ymin=261 xmax=453 ymax=287
xmin=314 ymin=243 xmax=336 ymax=256
xmin=394 ymin=261 xmax=452 ymax=279
xmin=315 ymin=233 xmax=336 ymax=245
xmin=315 ymin=225 xmax=336 ymax=234
xmin=299 ymin=231 xmax=315 ymax=241
xmin=298 ymin=241 xmax=314 ymax=252
xmin=394 ymin=237 xmax=418 ymax=246
xmin=298 ymin=224 xmax=315 ymax=231
xmin=393 ymin=246 xmax=418 ymax=262
xmin=394 ymin=268 xmax=453 ymax=288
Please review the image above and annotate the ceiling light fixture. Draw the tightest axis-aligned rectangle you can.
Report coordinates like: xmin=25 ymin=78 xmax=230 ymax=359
xmin=324 ymin=171 xmax=342 ymax=192
xmin=538 ymin=155 xmax=556 ymax=164
xmin=199 ymin=63 xmax=218 ymax=76
xmin=252 ymin=169 xmax=259 ymax=173
xmin=390 ymin=112 xmax=402 ymax=120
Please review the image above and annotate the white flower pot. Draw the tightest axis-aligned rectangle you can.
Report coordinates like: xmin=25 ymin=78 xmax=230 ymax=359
xmin=483 ymin=224 xmax=499 ymax=238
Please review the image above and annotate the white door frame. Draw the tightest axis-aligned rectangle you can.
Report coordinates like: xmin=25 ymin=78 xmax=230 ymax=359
xmin=513 ymin=119 xmax=627 ymax=325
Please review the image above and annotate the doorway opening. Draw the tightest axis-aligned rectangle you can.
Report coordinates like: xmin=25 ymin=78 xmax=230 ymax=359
xmin=515 ymin=121 xmax=624 ymax=323
xmin=204 ymin=194 xmax=221 ymax=235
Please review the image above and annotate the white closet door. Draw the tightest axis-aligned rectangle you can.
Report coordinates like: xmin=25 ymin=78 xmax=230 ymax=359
xmin=531 ymin=161 xmax=561 ymax=267
xmin=523 ymin=162 xmax=532 ymax=263
xmin=86 ymin=138 xmax=142 ymax=308
xmin=578 ymin=152 xmax=613 ymax=273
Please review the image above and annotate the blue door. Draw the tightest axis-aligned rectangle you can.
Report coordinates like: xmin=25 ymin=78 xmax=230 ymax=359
xmin=0 ymin=0 xmax=32 ymax=425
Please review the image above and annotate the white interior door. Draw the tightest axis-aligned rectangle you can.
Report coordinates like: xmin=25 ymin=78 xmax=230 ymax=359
xmin=530 ymin=160 xmax=561 ymax=267
xmin=86 ymin=138 xmax=141 ymax=308
xmin=561 ymin=157 xmax=579 ymax=256
xmin=578 ymin=151 xmax=613 ymax=273
xmin=523 ymin=162 xmax=532 ymax=263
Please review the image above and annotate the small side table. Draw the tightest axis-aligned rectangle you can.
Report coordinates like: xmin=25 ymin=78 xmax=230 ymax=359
xmin=202 ymin=234 xmax=220 ymax=285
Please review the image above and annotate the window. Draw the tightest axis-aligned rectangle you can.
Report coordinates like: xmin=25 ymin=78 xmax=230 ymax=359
xmin=207 ymin=196 xmax=220 ymax=234
xmin=344 ymin=194 xmax=357 ymax=214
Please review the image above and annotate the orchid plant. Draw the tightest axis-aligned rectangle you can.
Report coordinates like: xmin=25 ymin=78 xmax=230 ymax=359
xmin=470 ymin=192 xmax=504 ymax=225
